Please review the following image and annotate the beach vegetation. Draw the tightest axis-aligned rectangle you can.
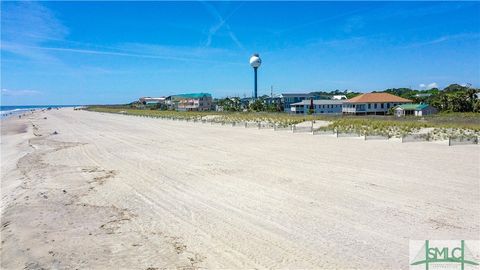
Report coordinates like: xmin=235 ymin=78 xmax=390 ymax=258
xmin=85 ymin=106 xmax=479 ymax=139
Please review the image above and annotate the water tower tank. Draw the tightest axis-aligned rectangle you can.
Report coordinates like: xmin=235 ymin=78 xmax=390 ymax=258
xmin=249 ymin=54 xmax=261 ymax=68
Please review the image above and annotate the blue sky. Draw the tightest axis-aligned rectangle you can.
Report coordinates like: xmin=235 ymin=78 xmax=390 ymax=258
xmin=1 ymin=1 xmax=479 ymax=105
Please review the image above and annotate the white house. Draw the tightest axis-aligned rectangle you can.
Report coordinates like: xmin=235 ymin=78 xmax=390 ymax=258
xmin=290 ymin=100 xmax=344 ymax=115
xmin=280 ymin=93 xmax=319 ymax=112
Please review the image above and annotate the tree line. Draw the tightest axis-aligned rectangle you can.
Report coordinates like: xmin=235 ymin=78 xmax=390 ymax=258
xmin=380 ymin=84 xmax=479 ymax=113
xmin=217 ymin=84 xmax=479 ymax=113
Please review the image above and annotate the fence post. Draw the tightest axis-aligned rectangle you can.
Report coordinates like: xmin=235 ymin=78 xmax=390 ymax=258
xmin=336 ymin=130 xmax=338 ymax=138
xmin=244 ymin=122 xmax=247 ymax=128
xmin=258 ymin=123 xmax=261 ymax=129
xmin=293 ymin=125 xmax=296 ymax=133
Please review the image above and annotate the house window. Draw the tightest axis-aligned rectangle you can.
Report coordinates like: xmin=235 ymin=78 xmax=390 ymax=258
xmin=368 ymin=104 xmax=371 ymax=109
xmin=381 ymin=103 xmax=384 ymax=109
xmin=374 ymin=104 xmax=377 ymax=109
xmin=387 ymin=103 xmax=390 ymax=108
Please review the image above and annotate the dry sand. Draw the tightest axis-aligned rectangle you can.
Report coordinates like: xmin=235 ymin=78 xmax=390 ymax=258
xmin=1 ymin=108 xmax=479 ymax=269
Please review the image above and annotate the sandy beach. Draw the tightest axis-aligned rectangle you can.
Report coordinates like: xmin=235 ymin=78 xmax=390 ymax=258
xmin=1 ymin=108 xmax=479 ymax=269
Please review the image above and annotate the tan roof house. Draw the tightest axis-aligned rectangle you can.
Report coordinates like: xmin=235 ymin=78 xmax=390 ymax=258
xmin=342 ymin=93 xmax=412 ymax=115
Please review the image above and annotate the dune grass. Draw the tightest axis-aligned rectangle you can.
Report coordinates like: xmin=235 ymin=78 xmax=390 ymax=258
xmin=85 ymin=106 xmax=480 ymax=138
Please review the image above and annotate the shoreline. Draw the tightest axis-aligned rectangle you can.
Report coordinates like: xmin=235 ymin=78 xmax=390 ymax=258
xmin=0 ymin=106 xmax=79 ymax=120
xmin=1 ymin=108 xmax=479 ymax=269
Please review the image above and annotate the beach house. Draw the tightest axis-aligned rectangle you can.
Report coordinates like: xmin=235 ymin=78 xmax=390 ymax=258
xmin=290 ymin=100 xmax=344 ymax=115
xmin=169 ymin=93 xmax=212 ymax=111
xmin=280 ymin=93 xmax=320 ymax=112
xmin=342 ymin=93 xmax=412 ymax=115
xmin=394 ymin=104 xmax=437 ymax=117
xmin=139 ymin=97 xmax=166 ymax=105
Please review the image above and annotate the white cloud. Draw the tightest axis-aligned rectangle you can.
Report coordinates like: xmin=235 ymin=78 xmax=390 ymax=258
xmin=119 ymin=43 xmax=234 ymax=60
xmin=276 ymin=7 xmax=371 ymax=35
xmin=419 ymin=83 xmax=438 ymax=90
xmin=1 ymin=89 xmax=41 ymax=96
xmin=2 ymin=2 xmax=67 ymax=43
xmin=405 ymin=33 xmax=480 ymax=48
xmin=200 ymin=2 xmax=244 ymax=49
xmin=0 ymin=2 xmax=243 ymax=66
xmin=427 ymin=82 xmax=438 ymax=89
xmin=1 ymin=2 xmax=68 ymax=61
xmin=12 ymin=44 xmax=243 ymax=66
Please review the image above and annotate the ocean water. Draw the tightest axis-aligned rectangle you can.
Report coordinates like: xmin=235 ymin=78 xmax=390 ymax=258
xmin=0 ymin=105 xmax=80 ymax=119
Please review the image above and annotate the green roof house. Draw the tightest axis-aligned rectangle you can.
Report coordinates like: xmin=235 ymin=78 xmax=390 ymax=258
xmin=169 ymin=93 xmax=212 ymax=111
xmin=394 ymin=103 xmax=437 ymax=117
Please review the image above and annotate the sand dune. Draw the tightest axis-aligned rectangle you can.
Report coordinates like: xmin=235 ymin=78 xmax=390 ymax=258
xmin=1 ymin=108 xmax=479 ymax=269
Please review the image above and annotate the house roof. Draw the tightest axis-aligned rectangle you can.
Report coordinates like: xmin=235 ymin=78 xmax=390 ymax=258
xmin=345 ymin=93 xmax=412 ymax=103
xmin=395 ymin=104 xmax=430 ymax=110
xmin=171 ymin=93 xmax=212 ymax=99
xmin=280 ymin=93 xmax=314 ymax=97
xmin=291 ymin=100 xmax=344 ymax=106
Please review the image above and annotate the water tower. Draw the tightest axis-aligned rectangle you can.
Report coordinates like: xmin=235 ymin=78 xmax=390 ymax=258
xmin=249 ymin=53 xmax=261 ymax=99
